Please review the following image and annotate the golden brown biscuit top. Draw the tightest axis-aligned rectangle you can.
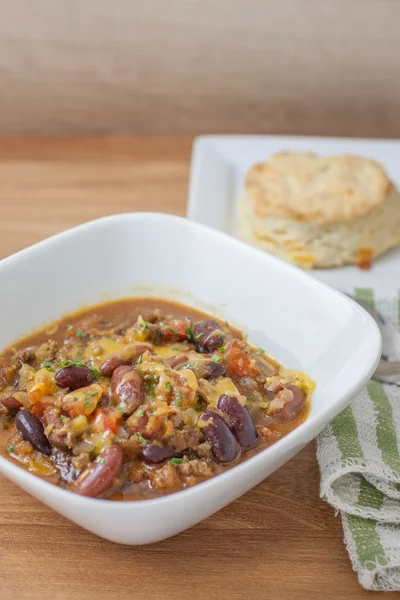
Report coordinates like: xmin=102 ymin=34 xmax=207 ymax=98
xmin=245 ymin=152 xmax=391 ymax=223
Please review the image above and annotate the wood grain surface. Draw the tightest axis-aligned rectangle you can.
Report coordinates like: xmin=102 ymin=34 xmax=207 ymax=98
xmin=0 ymin=136 xmax=394 ymax=600
xmin=1 ymin=0 xmax=400 ymax=138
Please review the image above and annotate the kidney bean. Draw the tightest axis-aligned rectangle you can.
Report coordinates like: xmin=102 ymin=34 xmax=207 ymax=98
xmin=142 ymin=444 xmax=176 ymax=464
xmin=111 ymin=366 xmax=142 ymax=414
xmin=193 ymin=320 xmax=224 ymax=353
xmin=100 ymin=355 xmax=127 ymax=377
xmin=100 ymin=343 xmax=152 ymax=377
xmin=43 ymin=407 xmax=69 ymax=451
xmin=283 ymin=385 xmax=307 ymax=420
xmin=267 ymin=385 xmax=306 ymax=423
xmin=1 ymin=395 xmax=23 ymax=410
xmin=55 ymin=366 xmax=96 ymax=391
xmin=15 ymin=410 xmax=52 ymax=455
xmin=201 ymin=410 xmax=240 ymax=464
xmin=217 ymin=394 xmax=258 ymax=448
xmin=73 ymin=445 xmax=124 ymax=498
xmin=204 ymin=361 xmax=227 ymax=380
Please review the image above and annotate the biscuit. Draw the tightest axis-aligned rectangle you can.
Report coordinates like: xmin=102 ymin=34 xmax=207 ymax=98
xmin=238 ymin=152 xmax=400 ymax=269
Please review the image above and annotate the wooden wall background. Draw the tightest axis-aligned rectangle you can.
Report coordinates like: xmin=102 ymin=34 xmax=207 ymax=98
xmin=0 ymin=0 xmax=399 ymax=137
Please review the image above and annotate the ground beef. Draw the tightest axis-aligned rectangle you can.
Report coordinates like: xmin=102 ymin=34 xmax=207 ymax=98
xmin=36 ymin=340 xmax=59 ymax=364
xmin=166 ymin=427 xmax=204 ymax=452
xmin=25 ymin=340 xmax=60 ymax=367
xmin=144 ymin=308 xmax=163 ymax=324
xmin=177 ymin=459 xmax=215 ymax=478
xmin=146 ymin=462 xmax=181 ymax=490
xmin=46 ymin=340 xmax=59 ymax=361
xmin=195 ymin=442 xmax=213 ymax=459
xmin=71 ymin=452 xmax=91 ymax=473
xmin=118 ymin=435 xmax=144 ymax=458
xmin=171 ymin=413 xmax=184 ymax=428
xmin=17 ymin=346 xmax=36 ymax=364
xmin=257 ymin=426 xmax=281 ymax=444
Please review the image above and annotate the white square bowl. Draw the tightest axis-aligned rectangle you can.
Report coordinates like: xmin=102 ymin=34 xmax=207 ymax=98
xmin=0 ymin=213 xmax=381 ymax=544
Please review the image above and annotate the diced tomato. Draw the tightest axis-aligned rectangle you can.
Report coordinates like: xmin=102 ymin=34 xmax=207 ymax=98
xmin=164 ymin=320 xmax=190 ymax=340
xmin=31 ymin=396 xmax=57 ymax=417
xmin=225 ymin=340 xmax=260 ymax=378
xmin=91 ymin=408 xmax=121 ymax=434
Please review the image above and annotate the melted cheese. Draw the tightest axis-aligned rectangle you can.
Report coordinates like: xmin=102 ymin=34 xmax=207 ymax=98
xmin=152 ymin=345 xmax=175 ymax=358
xmin=205 ymin=377 xmax=244 ymax=407
xmin=83 ymin=337 xmax=127 ymax=366
xmin=280 ymin=368 xmax=316 ymax=396
xmin=152 ymin=344 xmax=187 ymax=358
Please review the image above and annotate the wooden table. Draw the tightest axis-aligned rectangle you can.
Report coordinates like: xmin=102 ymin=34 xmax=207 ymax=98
xmin=0 ymin=137 xmax=392 ymax=600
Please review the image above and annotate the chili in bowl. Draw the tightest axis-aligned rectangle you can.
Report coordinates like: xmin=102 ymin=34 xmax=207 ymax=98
xmin=0 ymin=298 xmax=314 ymax=500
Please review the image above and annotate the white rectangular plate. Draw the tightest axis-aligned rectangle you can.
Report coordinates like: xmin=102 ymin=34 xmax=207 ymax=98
xmin=187 ymin=135 xmax=400 ymax=292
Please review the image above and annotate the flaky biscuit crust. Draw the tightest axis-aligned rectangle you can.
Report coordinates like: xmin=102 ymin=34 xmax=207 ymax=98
xmin=245 ymin=152 xmax=390 ymax=224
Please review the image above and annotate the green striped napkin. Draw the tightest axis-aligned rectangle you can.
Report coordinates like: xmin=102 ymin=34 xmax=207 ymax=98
xmin=317 ymin=288 xmax=400 ymax=591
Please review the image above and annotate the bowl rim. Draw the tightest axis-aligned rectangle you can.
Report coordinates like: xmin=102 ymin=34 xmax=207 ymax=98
xmin=0 ymin=212 xmax=382 ymax=511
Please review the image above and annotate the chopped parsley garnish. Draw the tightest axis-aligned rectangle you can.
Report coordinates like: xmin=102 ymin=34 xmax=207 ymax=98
xmin=137 ymin=354 xmax=143 ymax=365
xmin=212 ymin=355 xmax=222 ymax=363
xmin=174 ymin=398 xmax=180 ymax=407
xmin=59 ymin=359 xmax=85 ymax=369
xmin=195 ymin=332 xmax=204 ymax=340
xmin=168 ymin=327 xmax=180 ymax=335
xmin=43 ymin=359 xmax=53 ymax=368
xmin=76 ymin=330 xmax=86 ymax=340
xmin=136 ymin=409 xmax=145 ymax=417
xmin=59 ymin=415 xmax=66 ymax=422
xmin=218 ymin=346 xmax=225 ymax=353
xmin=256 ymin=347 xmax=265 ymax=356
xmin=83 ymin=391 xmax=98 ymax=408
xmin=142 ymin=320 xmax=149 ymax=329
xmin=96 ymin=457 xmax=105 ymax=465
xmin=165 ymin=381 xmax=172 ymax=392
xmin=171 ymin=458 xmax=183 ymax=466
xmin=119 ymin=407 xmax=128 ymax=414
xmin=185 ymin=327 xmax=193 ymax=340
xmin=91 ymin=367 xmax=102 ymax=379
xmin=133 ymin=433 xmax=147 ymax=447
xmin=7 ymin=443 xmax=14 ymax=454
xmin=175 ymin=390 xmax=181 ymax=401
